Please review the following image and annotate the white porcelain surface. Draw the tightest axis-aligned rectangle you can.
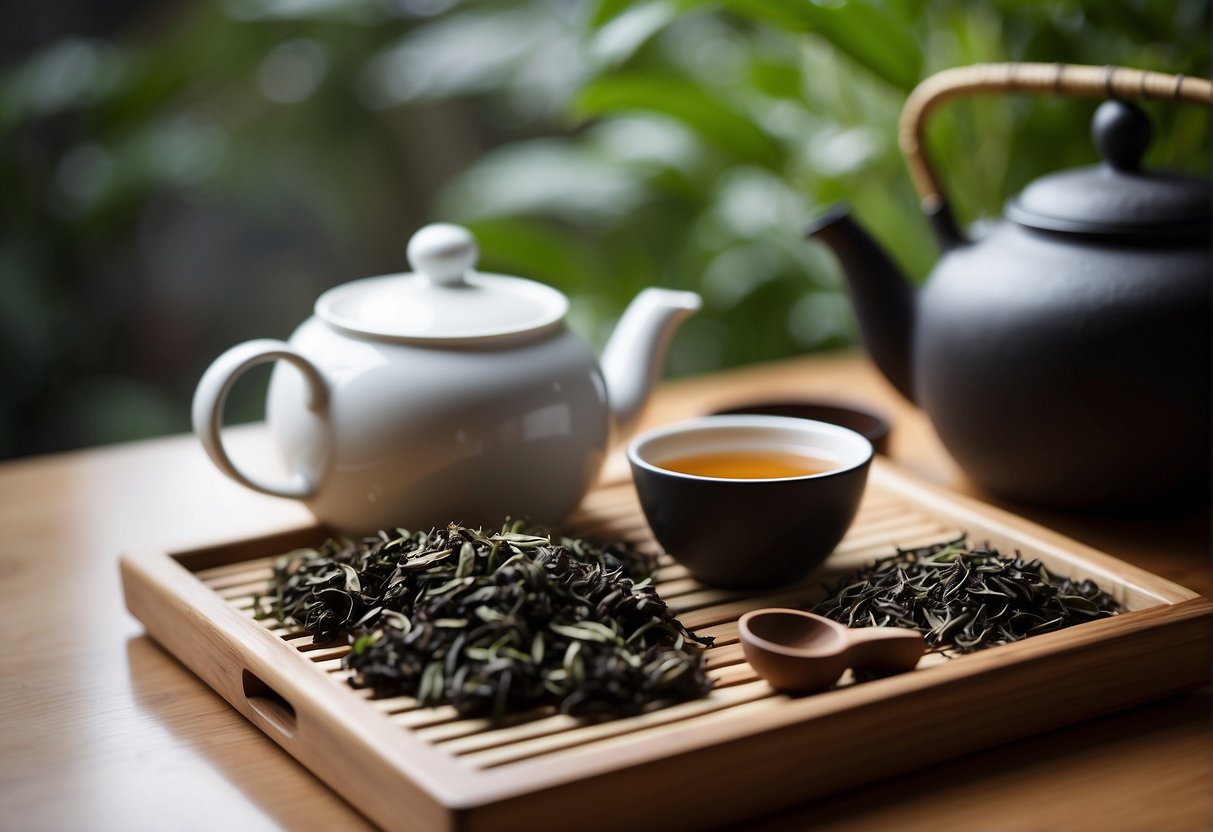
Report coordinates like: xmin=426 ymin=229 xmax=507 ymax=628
xmin=192 ymin=223 xmax=700 ymax=533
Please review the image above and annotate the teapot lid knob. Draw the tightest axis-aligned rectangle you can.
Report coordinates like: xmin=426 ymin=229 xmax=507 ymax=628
xmin=1092 ymin=99 xmax=1151 ymax=172
xmin=407 ymin=223 xmax=479 ymax=286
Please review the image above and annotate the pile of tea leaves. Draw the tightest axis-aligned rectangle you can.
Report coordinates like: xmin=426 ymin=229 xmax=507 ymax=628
xmin=258 ymin=521 xmax=713 ymax=719
xmin=814 ymin=536 xmax=1120 ymax=655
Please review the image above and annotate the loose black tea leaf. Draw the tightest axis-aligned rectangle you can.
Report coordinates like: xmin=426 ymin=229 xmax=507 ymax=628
xmin=813 ymin=536 xmax=1119 ymax=655
xmin=264 ymin=520 xmax=714 ymax=719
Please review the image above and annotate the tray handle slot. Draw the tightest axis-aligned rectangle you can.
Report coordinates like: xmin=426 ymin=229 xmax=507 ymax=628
xmin=242 ymin=668 xmax=298 ymax=738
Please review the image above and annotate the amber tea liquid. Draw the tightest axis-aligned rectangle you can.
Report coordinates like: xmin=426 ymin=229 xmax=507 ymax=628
xmin=658 ymin=449 xmax=833 ymax=479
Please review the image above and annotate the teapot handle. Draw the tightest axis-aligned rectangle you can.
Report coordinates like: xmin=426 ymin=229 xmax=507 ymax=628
xmin=900 ymin=63 xmax=1212 ymax=236
xmin=192 ymin=339 xmax=329 ymax=500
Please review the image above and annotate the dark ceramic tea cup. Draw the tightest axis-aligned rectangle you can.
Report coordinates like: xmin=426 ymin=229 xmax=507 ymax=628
xmin=627 ymin=415 xmax=873 ymax=590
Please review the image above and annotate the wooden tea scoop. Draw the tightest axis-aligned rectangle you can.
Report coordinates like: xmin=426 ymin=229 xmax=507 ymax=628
xmin=738 ymin=608 xmax=925 ymax=693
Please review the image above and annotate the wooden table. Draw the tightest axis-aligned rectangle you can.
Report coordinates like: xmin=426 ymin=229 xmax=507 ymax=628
xmin=1 ymin=351 xmax=1208 ymax=831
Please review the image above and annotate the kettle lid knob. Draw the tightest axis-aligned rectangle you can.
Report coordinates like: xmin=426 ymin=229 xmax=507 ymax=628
xmin=1009 ymin=94 xmax=1207 ymax=241
xmin=1092 ymin=100 xmax=1151 ymax=172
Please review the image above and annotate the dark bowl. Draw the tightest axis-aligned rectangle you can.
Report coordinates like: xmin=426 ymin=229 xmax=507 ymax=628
xmin=711 ymin=399 xmax=891 ymax=456
xmin=627 ymin=415 xmax=873 ymax=590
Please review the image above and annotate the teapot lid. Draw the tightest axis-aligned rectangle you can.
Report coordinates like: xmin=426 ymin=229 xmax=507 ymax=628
xmin=1005 ymin=100 xmax=1210 ymax=241
xmin=315 ymin=224 xmax=568 ymax=342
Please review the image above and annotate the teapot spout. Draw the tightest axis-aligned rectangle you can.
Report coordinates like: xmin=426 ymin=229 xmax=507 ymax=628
xmin=805 ymin=204 xmax=917 ymax=402
xmin=602 ymin=288 xmax=701 ymax=438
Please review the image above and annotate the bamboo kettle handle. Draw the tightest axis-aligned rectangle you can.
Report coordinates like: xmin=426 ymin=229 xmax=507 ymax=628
xmin=900 ymin=62 xmax=1213 ymax=212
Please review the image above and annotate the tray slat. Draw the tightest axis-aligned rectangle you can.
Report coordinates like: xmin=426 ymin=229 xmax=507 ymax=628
xmin=120 ymin=460 xmax=1212 ymax=832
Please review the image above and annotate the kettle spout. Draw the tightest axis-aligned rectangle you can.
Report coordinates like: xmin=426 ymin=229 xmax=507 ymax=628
xmin=601 ymin=287 xmax=701 ymax=438
xmin=805 ymin=204 xmax=917 ymax=402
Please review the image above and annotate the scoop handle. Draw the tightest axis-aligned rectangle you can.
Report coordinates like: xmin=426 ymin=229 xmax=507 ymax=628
xmin=842 ymin=626 xmax=925 ymax=675
xmin=900 ymin=63 xmax=1212 ymax=230
xmin=192 ymin=339 xmax=329 ymax=499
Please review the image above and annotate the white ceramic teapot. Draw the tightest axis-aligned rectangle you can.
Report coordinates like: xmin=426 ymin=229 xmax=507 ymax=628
xmin=193 ymin=223 xmax=700 ymax=533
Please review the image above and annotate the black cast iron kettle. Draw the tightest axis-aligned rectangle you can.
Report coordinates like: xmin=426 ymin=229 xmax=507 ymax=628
xmin=807 ymin=63 xmax=1211 ymax=509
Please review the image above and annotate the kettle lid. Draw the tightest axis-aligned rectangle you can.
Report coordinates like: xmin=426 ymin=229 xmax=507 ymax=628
xmin=315 ymin=224 xmax=568 ymax=342
xmin=1006 ymin=100 xmax=1210 ymax=241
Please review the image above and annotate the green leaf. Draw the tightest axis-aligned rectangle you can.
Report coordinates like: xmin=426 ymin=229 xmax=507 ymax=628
xmin=573 ymin=73 xmax=783 ymax=168
xmin=381 ymin=610 xmax=411 ymax=633
xmin=717 ymin=0 xmax=923 ymax=91
xmin=456 ymin=541 xmax=476 ymax=579
xmin=462 ymin=217 xmax=594 ymax=292
xmin=589 ymin=2 xmax=678 ymax=67
xmin=338 ymin=563 xmax=361 ymax=594
xmin=550 ymin=622 xmax=613 ymax=643
xmin=351 ymin=633 xmax=379 ymax=656
xmin=591 ymin=0 xmax=708 ymax=25
xmin=748 ymin=59 xmax=804 ymax=99
xmin=592 ymin=0 xmax=643 ymax=27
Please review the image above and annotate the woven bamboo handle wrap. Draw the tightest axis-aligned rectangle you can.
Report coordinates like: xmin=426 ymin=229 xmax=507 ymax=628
xmin=900 ymin=63 xmax=1213 ymax=208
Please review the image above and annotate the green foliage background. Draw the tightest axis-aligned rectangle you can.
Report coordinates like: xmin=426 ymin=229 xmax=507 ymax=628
xmin=1 ymin=0 xmax=1208 ymax=456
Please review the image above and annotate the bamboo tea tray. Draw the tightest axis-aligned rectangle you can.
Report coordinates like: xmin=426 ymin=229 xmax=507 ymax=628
xmin=120 ymin=460 xmax=1211 ymax=832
